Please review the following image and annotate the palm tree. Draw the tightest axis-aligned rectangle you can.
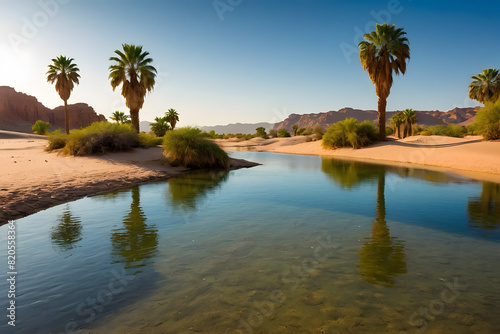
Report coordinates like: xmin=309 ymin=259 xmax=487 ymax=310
xmin=401 ymin=108 xmax=416 ymax=138
xmin=110 ymin=111 xmax=130 ymax=124
xmin=359 ymin=23 xmax=410 ymax=141
xmin=469 ymin=68 xmax=500 ymax=104
xmin=389 ymin=112 xmax=405 ymax=139
xmin=150 ymin=116 xmax=170 ymax=137
xmin=166 ymin=108 xmax=179 ymax=130
xmin=292 ymin=124 xmax=298 ymax=136
xmin=109 ymin=44 xmax=157 ymax=133
xmin=46 ymin=56 xmax=80 ymax=134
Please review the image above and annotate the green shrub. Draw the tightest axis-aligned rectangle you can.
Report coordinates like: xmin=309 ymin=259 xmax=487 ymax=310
xmin=150 ymin=116 xmax=170 ymax=137
xmin=255 ymin=127 xmax=268 ymax=139
xmin=322 ymin=118 xmax=378 ymax=149
xmin=139 ymin=133 xmax=163 ymax=148
xmin=473 ymin=99 xmax=500 ymax=140
xmin=47 ymin=122 xmax=139 ymax=155
xmin=385 ymin=126 xmax=394 ymax=136
xmin=268 ymin=129 xmax=278 ymax=138
xmin=313 ymin=124 xmax=325 ymax=140
xmin=163 ymin=127 xmax=229 ymax=168
xmin=277 ymin=128 xmax=291 ymax=137
xmin=32 ymin=120 xmax=51 ymax=135
xmin=302 ymin=128 xmax=313 ymax=136
xmin=419 ymin=124 xmax=466 ymax=138
xmin=297 ymin=127 xmax=306 ymax=135
xmin=46 ymin=129 xmax=67 ymax=150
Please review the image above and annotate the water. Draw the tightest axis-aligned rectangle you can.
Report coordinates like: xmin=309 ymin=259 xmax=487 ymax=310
xmin=1 ymin=152 xmax=499 ymax=334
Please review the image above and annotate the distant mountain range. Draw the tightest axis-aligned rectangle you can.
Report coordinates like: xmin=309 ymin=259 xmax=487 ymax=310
xmin=198 ymin=122 xmax=274 ymax=134
xmin=274 ymin=107 xmax=479 ymax=132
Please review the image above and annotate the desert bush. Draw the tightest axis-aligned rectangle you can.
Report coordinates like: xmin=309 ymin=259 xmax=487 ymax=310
xmin=48 ymin=122 xmax=139 ymax=155
xmin=419 ymin=124 xmax=466 ymax=138
xmin=163 ymin=127 xmax=229 ymax=168
xmin=32 ymin=120 xmax=51 ymax=135
xmin=139 ymin=133 xmax=163 ymax=148
xmin=297 ymin=127 xmax=306 ymax=135
xmin=302 ymin=128 xmax=313 ymax=136
xmin=277 ymin=128 xmax=291 ymax=137
xmin=255 ymin=127 xmax=268 ymax=139
xmin=386 ymin=126 xmax=394 ymax=136
xmin=473 ymin=99 xmax=500 ymax=140
xmin=268 ymin=129 xmax=278 ymax=138
xmin=313 ymin=124 xmax=325 ymax=140
xmin=322 ymin=118 xmax=378 ymax=149
xmin=46 ymin=129 xmax=67 ymax=150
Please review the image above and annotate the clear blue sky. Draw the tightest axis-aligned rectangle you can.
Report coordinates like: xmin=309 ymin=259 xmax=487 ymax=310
xmin=1 ymin=0 xmax=499 ymax=127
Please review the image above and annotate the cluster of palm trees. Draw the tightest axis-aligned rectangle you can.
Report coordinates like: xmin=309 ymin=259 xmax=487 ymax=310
xmin=46 ymin=44 xmax=158 ymax=134
xmin=389 ymin=109 xmax=416 ymax=139
xmin=150 ymin=108 xmax=180 ymax=137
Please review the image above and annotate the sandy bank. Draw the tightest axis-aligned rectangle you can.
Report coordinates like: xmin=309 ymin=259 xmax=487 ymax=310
xmin=215 ymin=135 xmax=500 ymax=183
xmin=0 ymin=132 xmax=259 ymax=222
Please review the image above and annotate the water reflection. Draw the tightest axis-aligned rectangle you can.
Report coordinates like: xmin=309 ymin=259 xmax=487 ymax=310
xmin=51 ymin=205 xmax=82 ymax=251
xmin=358 ymin=174 xmax=407 ymax=287
xmin=468 ymin=182 xmax=500 ymax=233
xmin=321 ymin=158 xmax=407 ymax=286
xmin=166 ymin=170 xmax=229 ymax=212
xmin=111 ymin=187 xmax=158 ymax=270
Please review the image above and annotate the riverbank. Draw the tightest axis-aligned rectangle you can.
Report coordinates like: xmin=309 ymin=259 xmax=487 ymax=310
xmin=0 ymin=131 xmax=258 ymax=222
xmin=215 ymin=135 xmax=500 ymax=183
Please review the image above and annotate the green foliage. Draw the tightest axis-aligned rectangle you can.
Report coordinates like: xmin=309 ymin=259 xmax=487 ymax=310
xmin=46 ymin=129 xmax=67 ymax=151
xmin=32 ymin=120 xmax=51 ymax=135
xmin=322 ymin=118 xmax=378 ymax=149
xmin=296 ymin=127 xmax=307 ymax=135
xmin=47 ymin=121 xmax=139 ymax=155
xmin=268 ymin=129 xmax=278 ymax=138
xmin=150 ymin=116 xmax=170 ymax=137
xmin=385 ymin=126 xmax=394 ymax=136
xmin=277 ymin=128 xmax=291 ymax=138
xmin=292 ymin=124 xmax=298 ymax=136
xmin=468 ymin=69 xmax=500 ymax=103
xmin=419 ymin=124 xmax=467 ymax=138
xmin=110 ymin=111 xmax=130 ymax=124
xmin=473 ymin=99 xmax=500 ymax=140
xmin=313 ymin=124 xmax=325 ymax=140
xmin=139 ymin=133 xmax=162 ymax=148
xmin=302 ymin=128 xmax=313 ymax=136
xmin=165 ymin=108 xmax=179 ymax=130
xmin=402 ymin=109 xmax=416 ymax=138
xmin=163 ymin=127 xmax=229 ymax=168
xmin=255 ymin=127 xmax=268 ymax=138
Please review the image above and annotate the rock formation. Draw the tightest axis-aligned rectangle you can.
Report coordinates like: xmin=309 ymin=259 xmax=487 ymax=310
xmin=274 ymin=107 xmax=479 ymax=131
xmin=0 ymin=86 xmax=106 ymax=132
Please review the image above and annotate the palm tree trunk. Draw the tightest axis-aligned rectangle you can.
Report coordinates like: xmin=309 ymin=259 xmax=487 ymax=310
xmin=130 ymin=109 xmax=140 ymax=133
xmin=64 ymin=99 xmax=69 ymax=135
xmin=377 ymin=97 xmax=387 ymax=141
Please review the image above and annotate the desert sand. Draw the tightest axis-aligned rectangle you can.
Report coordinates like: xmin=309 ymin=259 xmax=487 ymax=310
xmin=0 ymin=131 xmax=258 ymax=222
xmin=216 ymin=135 xmax=500 ymax=183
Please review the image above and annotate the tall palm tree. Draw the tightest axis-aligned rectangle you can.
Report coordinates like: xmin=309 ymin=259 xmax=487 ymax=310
xmin=46 ymin=56 xmax=80 ymax=134
xmin=389 ymin=112 xmax=405 ymax=139
xmin=110 ymin=111 xmax=130 ymax=124
xmin=402 ymin=108 xmax=416 ymax=138
xmin=166 ymin=108 xmax=179 ymax=130
xmin=109 ymin=44 xmax=157 ymax=133
xmin=359 ymin=23 xmax=410 ymax=141
xmin=469 ymin=68 xmax=500 ymax=104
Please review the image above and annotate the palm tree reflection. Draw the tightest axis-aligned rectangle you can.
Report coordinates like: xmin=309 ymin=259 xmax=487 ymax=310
xmin=111 ymin=187 xmax=158 ymax=270
xmin=468 ymin=182 xmax=500 ymax=234
xmin=321 ymin=158 xmax=407 ymax=287
xmin=51 ymin=205 xmax=82 ymax=251
xmin=358 ymin=173 xmax=407 ymax=287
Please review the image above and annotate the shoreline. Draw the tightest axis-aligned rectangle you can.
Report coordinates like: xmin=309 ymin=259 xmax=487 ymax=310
xmin=0 ymin=132 xmax=259 ymax=223
xmin=215 ymin=135 xmax=500 ymax=184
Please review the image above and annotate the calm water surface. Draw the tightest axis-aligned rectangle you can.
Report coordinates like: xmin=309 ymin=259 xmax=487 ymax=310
xmin=1 ymin=152 xmax=499 ymax=334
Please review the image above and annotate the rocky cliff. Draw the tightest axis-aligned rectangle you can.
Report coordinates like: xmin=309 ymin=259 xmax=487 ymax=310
xmin=0 ymin=86 xmax=106 ymax=132
xmin=274 ymin=107 xmax=479 ymax=131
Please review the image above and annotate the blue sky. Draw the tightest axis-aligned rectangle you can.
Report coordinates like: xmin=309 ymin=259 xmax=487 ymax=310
xmin=1 ymin=0 xmax=499 ymax=127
